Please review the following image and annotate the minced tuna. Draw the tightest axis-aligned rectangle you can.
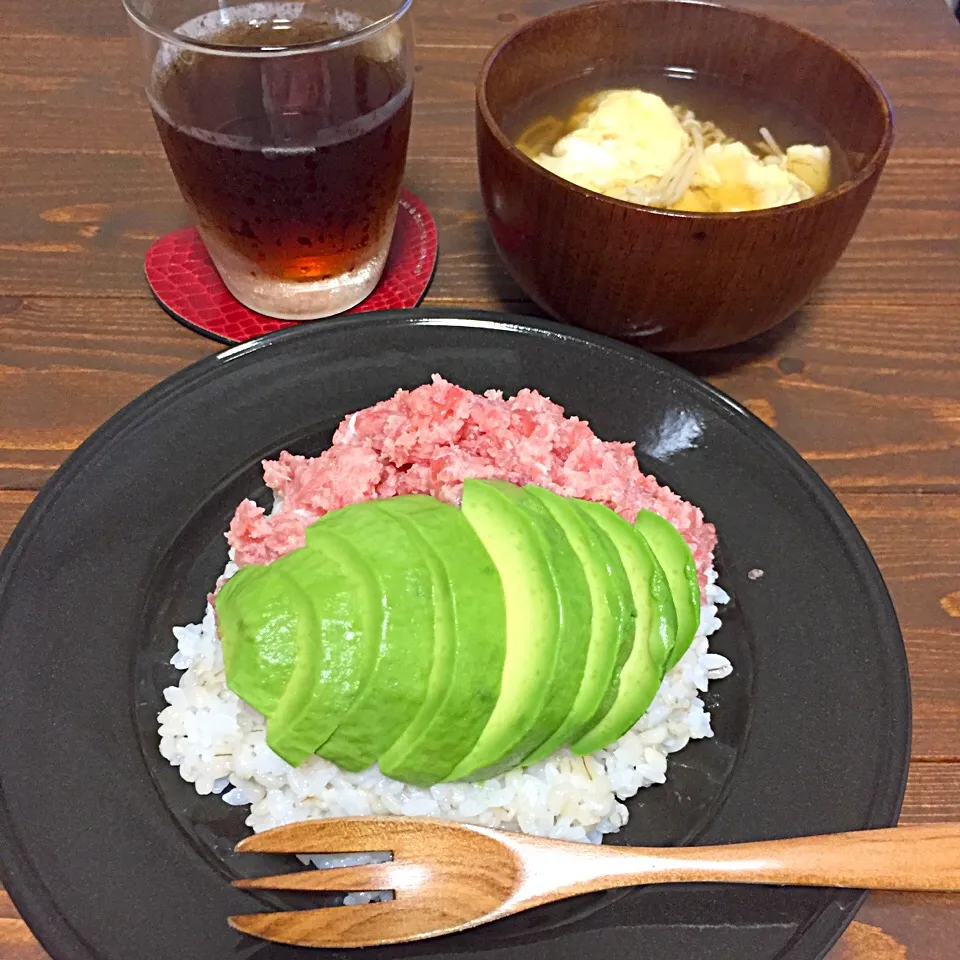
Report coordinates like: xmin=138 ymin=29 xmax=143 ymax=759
xmin=227 ymin=375 xmax=717 ymax=592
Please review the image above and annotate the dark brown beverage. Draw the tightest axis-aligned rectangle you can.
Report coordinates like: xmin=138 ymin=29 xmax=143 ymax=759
xmin=149 ymin=14 xmax=412 ymax=286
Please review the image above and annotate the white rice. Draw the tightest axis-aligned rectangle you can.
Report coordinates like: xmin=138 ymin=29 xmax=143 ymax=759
xmin=158 ymin=560 xmax=732 ymax=847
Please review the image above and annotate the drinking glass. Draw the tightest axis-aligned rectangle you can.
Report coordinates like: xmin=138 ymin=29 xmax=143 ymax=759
xmin=123 ymin=0 xmax=414 ymax=319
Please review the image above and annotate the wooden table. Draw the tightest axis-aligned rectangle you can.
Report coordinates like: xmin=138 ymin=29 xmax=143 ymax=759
xmin=1 ymin=0 xmax=959 ymax=955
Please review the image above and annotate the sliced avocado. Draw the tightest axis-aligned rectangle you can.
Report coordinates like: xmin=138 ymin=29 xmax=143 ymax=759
xmin=565 ymin=506 xmax=637 ymax=743
xmin=374 ymin=495 xmax=507 ymax=786
xmin=638 ymin=531 xmax=679 ymax=674
xmin=568 ymin=500 xmax=665 ymax=756
xmin=508 ymin=485 xmax=592 ymax=768
xmin=264 ymin=547 xmax=370 ymax=766
xmin=634 ymin=509 xmax=701 ymax=671
xmin=521 ymin=485 xmax=627 ymax=765
xmin=306 ymin=502 xmax=435 ymax=772
xmin=216 ymin=563 xmax=301 ymax=717
xmin=445 ymin=479 xmax=560 ymax=782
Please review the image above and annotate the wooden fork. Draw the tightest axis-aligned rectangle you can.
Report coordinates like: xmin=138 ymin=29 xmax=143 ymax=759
xmin=229 ymin=817 xmax=960 ymax=948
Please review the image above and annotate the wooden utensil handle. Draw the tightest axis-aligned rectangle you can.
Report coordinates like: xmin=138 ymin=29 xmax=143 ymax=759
xmin=511 ymin=824 xmax=960 ymax=908
xmin=646 ymin=824 xmax=960 ymax=891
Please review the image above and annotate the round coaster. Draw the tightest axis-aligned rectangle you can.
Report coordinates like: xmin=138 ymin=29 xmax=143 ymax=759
xmin=144 ymin=189 xmax=438 ymax=345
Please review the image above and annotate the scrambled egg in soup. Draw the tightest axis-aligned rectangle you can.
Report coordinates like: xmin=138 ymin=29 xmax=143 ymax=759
xmin=517 ymin=88 xmax=832 ymax=213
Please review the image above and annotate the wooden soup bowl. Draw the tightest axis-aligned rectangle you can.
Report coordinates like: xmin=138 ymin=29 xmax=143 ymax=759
xmin=476 ymin=0 xmax=893 ymax=352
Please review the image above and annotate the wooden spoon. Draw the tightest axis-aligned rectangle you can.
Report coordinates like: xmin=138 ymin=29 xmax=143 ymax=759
xmin=229 ymin=817 xmax=960 ymax=948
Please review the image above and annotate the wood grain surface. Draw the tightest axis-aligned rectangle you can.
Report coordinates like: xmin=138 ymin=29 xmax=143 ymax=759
xmin=1 ymin=0 xmax=959 ymax=955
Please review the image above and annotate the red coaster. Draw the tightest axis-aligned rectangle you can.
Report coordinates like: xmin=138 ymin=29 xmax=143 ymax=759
xmin=144 ymin=189 xmax=438 ymax=345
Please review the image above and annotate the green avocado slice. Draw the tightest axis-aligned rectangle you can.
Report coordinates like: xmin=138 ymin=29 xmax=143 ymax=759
xmin=511 ymin=485 xmax=592 ymax=768
xmin=634 ymin=509 xmax=701 ymax=671
xmin=564 ymin=506 xmax=637 ymax=743
xmin=374 ymin=495 xmax=507 ymax=786
xmin=520 ymin=485 xmax=624 ymax=765
xmin=568 ymin=500 xmax=665 ymax=756
xmin=306 ymin=502 xmax=435 ymax=772
xmin=264 ymin=547 xmax=369 ymax=766
xmin=639 ymin=529 xmax=679 ymax=675
xmin=445 ymin=479 xmax=560 ymax=782
xmin=216 ymin=563 xmax=301 ymax=718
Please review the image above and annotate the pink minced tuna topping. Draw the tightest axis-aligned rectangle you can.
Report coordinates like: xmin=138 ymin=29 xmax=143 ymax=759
xmin=228 ymin=376 xmax=717 ymax=593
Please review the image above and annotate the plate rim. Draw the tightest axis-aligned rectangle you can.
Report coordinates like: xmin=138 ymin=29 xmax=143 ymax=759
xmin=0 ymin=308 xmax=911 ymax=960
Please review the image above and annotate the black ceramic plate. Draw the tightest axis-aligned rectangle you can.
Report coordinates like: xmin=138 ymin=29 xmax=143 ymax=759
xmin=0 ymin=310 xmax=909 ymax=960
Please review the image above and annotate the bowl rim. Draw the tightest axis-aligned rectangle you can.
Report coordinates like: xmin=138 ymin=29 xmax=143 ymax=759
xmin=475 ymin=0 xmax=894 ymax=221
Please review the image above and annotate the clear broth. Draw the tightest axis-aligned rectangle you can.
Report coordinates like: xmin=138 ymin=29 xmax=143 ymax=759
xmin=506 ymin=67 xmax=851 ymax=190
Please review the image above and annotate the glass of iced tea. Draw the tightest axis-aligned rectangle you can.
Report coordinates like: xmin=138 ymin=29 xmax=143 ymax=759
xmin=123 ymin=0 xmax=414 ymax=319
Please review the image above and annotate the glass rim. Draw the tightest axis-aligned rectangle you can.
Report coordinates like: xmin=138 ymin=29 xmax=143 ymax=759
xmin=121 ymin=0 xmax=414 ymax=57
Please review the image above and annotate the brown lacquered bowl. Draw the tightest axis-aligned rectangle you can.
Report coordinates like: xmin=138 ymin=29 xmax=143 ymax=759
xmin=476 ymin=0 xmax=893 ymax=352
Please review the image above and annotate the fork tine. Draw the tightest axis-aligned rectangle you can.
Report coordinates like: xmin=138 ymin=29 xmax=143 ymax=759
xmin=229 ymin=901 xmax=459 ymax=949
xmin=233 ymin=863 xmax=400 ymax=892
xmin=236 ymin=817 xmax=396 ymax=854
